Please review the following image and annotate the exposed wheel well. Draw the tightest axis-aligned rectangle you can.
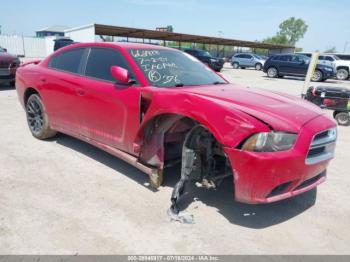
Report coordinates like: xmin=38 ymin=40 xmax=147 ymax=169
xmin=137 ymin=114 xmax=230 ymax=177
xmin=23 ymin=88 xmax=39 ymax=106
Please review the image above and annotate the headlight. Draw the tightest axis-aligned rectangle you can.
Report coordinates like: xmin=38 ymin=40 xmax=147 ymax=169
xmin=210 ymin=58 xmax=217 ymax=62
xmin=241 ymin=132 xmax=297 ymax=152
xmin=324 ymin=67 xmax=333 ymax=71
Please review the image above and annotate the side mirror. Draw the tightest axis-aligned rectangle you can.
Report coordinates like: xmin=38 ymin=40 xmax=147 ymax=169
xmin=111 ymin=66 xmax=130 ymax=84
xmin=3 ymin=48 xmax=7 ymax=52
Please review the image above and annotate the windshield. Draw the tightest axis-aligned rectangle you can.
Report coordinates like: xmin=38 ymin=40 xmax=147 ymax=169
xmin=128 ymin=49 xmax=226 ymax=87
xmin=333 ymin=55 xmax=340 ymax=60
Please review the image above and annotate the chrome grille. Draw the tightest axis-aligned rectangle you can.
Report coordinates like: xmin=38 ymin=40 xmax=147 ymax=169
xmin=306 ymin=128 xmax=337 ymax=165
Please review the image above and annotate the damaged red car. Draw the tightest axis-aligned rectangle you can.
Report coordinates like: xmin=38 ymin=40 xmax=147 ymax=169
xmin=16 ymin=43 xmax=337 ymax=219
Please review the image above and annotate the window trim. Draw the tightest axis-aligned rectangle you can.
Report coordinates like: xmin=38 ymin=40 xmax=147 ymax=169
xmin=81 ymin=46 xmax=139 ymax=85
xmin=47 ymin=47 xmax=86 ymax=76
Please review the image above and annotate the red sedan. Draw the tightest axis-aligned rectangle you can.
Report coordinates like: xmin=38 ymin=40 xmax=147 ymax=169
xmin=0 ymin=46 xmax=20 ymax=86
xmin=16 ymin=42 xmax=337 ymax=221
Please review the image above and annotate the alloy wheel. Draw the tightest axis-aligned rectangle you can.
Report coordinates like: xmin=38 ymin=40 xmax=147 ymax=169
xmin=267 ymin=67 xmax=277 ymax=78
xmin=26 ymin=98 xmax=44 ymax=135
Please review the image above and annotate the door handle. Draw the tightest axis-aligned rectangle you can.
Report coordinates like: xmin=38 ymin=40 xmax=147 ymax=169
xmin=76 ymin=88 xmax=85 ymax=96
xmin=40 ymin=77 xmax=46 ymax=82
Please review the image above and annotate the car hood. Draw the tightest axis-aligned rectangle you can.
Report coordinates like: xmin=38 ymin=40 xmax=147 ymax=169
xmin=334 ymin=60 xmax=350 ymax=66
xmin=176 ymin=83 xmax=323 ymax=132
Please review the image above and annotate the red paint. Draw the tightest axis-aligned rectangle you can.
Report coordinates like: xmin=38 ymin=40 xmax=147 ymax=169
xmin=16 ymin=42 xmax=337 ymax=204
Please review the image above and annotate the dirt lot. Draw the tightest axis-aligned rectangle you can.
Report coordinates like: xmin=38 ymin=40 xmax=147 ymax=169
xmin=0 ymin=66 xmax=350 ymax=254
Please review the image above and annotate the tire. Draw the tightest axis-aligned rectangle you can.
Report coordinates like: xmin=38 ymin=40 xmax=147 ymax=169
xmin=241 ymin=67 xmax=246 ymax=69
xmin=26 ymin=94 xmax=57 ymax=139
xmin=255 ymin=63 xmax=262 ymax=70
xmin=336 ymin=69 xmax=349 ymax=80
xmin=334 ymin=112 xmax=350 ymax=126
xmin=267 ymin=67 xmax=278 ymax=78
xmin=311 ymin=70 xmax=323 ymax=82
xmin=10 ymin=80 xmax=15 ymax=87
xmin=232 ymin=62 xmax=239 ymax=69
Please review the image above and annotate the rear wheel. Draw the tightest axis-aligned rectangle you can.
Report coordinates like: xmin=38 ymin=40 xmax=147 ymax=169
xmin=26 ymin=94 xmax=57 ymax=139
xmin=232 ymin=62 xmax=239 ymax=69
xmin=255 ymin=63 xmax=262 ymax=70
xmin=335 ymin=112 xmax=350 ymax=126
xmin=311 ymin=70 xmax=323 ymax=82
xmin=336 ymin=69 xmax=349 ymax=80
xmin=267 ymin=67 xmax=278 ymax=78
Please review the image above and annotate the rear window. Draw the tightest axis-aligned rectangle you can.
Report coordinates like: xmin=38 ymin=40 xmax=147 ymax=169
xmin=49 ymin=48 xmax=84 ymax=74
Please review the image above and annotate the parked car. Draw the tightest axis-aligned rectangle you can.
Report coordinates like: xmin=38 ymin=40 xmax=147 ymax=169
xmin=183 ymin=48 xmax=224 ymax=72
xmin=263 ymin=54 xmax=335 ymax=82
xmin=0 ymin=46 xmax=20 ymax=86
xmin=231 ymin=53 xmax=266 ymax=70
xmin=53 ymin=38 xmax=76 ymax=51
xmin=16 ymin=43 xmax=337 ymax=222
xmin=305 ymin=86 xmax=350 ymax=126
xmin=299 ymin=53 xmax=350 ymax=80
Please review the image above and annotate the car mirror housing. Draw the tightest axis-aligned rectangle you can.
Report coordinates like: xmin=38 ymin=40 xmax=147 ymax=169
xmin=111 ymin=66 xmax=130 ymax=84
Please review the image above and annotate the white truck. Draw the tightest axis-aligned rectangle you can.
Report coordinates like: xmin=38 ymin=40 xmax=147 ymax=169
xmin=297 ymin=53 xmax=350 ymax=81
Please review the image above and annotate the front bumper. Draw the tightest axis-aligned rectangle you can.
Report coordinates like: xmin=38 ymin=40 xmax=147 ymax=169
xmin=0 ymin=68 xmax=16 ymax=83
xmin=224 ymin=114 xmax=336 ymax=204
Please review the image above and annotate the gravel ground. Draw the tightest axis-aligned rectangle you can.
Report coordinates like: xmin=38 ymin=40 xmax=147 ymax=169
xmin=0 ymin=66 xmax=349 ymax=254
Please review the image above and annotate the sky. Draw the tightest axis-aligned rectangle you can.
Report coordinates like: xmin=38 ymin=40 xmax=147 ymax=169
xmin=1 ymin=0 xmax=349 ymax=52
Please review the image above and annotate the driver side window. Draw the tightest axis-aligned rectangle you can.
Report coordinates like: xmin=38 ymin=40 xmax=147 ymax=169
xmin=84 ymin=47 xmax=136 ymax=83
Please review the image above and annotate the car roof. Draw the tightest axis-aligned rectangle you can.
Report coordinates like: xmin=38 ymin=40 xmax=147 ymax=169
xmin=56 ymin=42 xmax=178 ymax=52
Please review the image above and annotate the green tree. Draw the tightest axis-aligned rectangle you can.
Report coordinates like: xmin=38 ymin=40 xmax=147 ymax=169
xmin=324 ymin=46 xmax=337 ymax=53
xmin=262 ymin=34 xmax=289 ymax=45
xmin=278 ymin=17 xmax=308 ymax=45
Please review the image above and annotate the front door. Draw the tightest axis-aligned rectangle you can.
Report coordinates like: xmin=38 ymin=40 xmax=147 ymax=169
xmin=77 ymin=47 xmax=140 ymax=154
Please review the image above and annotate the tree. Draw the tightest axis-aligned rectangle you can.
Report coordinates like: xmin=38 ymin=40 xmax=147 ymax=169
xmin=262 ymin=34 xmax=289 ymax=45
xmin=260 ymin=17 xmax=308 ymax=47
xmin=278 ymin=17 xmax=308 ymax=46
xmin=324 ymin=46 xmax=337 ymax=53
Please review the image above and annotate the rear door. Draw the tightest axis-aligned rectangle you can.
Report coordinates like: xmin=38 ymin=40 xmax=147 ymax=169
xmin=245 ymin=54 xmax=255 ymax=66
xmin=239 ymin=54 xmax=252 ymax=66
xmin=278 ymin=55 xmax=293 ymax=73
xmin=78 ymin=47 xmax=140 ymax=153
xmin=41 ymin=48 xmax=86 ymax=134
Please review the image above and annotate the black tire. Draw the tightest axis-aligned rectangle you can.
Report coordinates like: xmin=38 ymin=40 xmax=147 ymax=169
xmin=311 ymin=70 xmax=323 ymax=82
xmin=26 ymin=94 xmax=57 ymax=139
xmin=335 ymin=112 xmax=350 ymax=126
xmin=255 ymin=63 xmax=262 ymax=70
xmin=267 ymin=67 xmax=278 ymax=78
xmin=10 ymin=80 xmax=15 ymax=87
xmin=241 ymin=67 xmax=246 ymax=69
xmin=232 ymin=62 xmax=239 ymax=69
xmin=336 ymin=68 xmax=349 ymax=80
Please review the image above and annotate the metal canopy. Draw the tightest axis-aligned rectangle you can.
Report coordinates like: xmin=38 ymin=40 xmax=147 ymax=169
xmin=94 ymin=24 xmax=294 ymax=50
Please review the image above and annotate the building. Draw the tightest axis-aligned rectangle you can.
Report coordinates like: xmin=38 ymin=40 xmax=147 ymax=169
xmin=36 ymin=25 xmax=70 ymax=38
